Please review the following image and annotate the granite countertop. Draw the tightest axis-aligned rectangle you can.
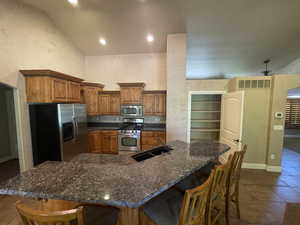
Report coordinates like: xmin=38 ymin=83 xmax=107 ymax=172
xmin=0 ymin=140 xmax=229 ymax=208
xmin=87 ymin=122 xmax=166 ymax=131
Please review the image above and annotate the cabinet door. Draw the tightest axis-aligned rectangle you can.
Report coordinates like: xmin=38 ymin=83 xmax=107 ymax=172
xmin=88 ymin=131 xmax=102 ymax=153
xmin=84 ymin=87 xmax=99 ymax=115
xmin=101 ymin=131 xmax=118 ymax=154
xmin=52 ymin=78 xmax=68 ymax=102
xmin=155 ymin=131 xmax=166 ymax=145
xmin=121 ymin=87 xmax=143 ymax=104
xmin=68 ymin=81 xmax=81 ymax=103
xmin=155 ymin=94 xmax=166 ymax=115
xmin=110 ymin=94 xmax=120 ymax=115
xmin=143 ymin=94 xmax=155 ymax=115
xmin=99 ymin=94 xmax=110 ymax=115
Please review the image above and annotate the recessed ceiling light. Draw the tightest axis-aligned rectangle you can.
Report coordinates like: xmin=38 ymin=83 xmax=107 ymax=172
xmin=147 ymin=34 xmax=154 ymax=43
xmin=68 ymin=0 xmax=78 ymax=6
xmin=99 ymin=38 xmax=107 ymax=46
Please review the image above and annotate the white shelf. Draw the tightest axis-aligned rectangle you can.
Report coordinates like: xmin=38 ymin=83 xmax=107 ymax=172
xmin=191 ymin=128 xmax=220 ymax=132
xmin=191 ymin=120 xmax=220 ymax=122
xmin=191 ymin=110 xmax=221 ymax=113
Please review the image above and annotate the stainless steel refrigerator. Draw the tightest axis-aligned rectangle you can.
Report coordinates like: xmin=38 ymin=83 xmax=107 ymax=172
xmin=29 ymin=104 xmax=88 ymax=166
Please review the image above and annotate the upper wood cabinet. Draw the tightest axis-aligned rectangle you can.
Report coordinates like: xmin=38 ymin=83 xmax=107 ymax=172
xmin=68 ymin=81 xmax=81 ymax=103
xmin=20 ymin=70 xmax=84 ymax=103
xmin=82 ymin=82 xmax=104 ymax=116
xmin=118 ymin=83 xmax=145 ymax=105
xmin=143 ymin=91 xmax=167 ymax=116
xmin=99 ymin=91 xmax=120 ymax=115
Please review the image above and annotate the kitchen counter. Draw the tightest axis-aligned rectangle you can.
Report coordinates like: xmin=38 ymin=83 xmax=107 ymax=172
xmin=88 ymin=122 xmax=121 ymax=131
xmin=0 ymin=140 xmax=229 ymax=208
xmin=87 ymin=122 xmax=166 ymax=131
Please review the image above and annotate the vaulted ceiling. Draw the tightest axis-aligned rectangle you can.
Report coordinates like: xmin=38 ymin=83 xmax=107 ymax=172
xmin=21 ymin=0 xmax=300 ymax=79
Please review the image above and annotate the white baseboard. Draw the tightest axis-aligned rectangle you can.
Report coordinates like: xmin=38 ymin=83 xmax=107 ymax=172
xmin=242 ymin=163 xmax=266 ymax=170
xmin=0 ymin=155 xmax=15 ymax=164
xmin=242 ymin=163 xmax=281 ymax=173
xmin=266 ymin=165 xmax=282 ymax=173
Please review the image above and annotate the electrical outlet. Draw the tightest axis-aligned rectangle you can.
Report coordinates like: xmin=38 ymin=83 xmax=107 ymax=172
xmin=271 ymin=154 xmax=275 ymax=160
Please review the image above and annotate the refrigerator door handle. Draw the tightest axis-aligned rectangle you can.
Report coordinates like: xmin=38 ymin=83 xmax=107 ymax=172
xmin=75 ymin=117 xmax=79 ymax=140
xmin=72 ymin=116 xmax=77 ymax=141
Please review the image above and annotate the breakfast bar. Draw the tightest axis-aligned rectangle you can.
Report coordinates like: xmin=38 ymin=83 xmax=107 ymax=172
xmin=0 ymin=140 xmax=229 ymax=225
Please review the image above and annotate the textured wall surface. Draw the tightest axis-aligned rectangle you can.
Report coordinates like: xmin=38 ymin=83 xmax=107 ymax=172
xmin=166 ymin=34 xmax=188 ymax=142
xmin=166 ymin=34 xmax=229 ymax=142
xmin=85 ymin=54 xmax=166 ymax=90
xmin=0 ymin=0 xmax=84 ymax=171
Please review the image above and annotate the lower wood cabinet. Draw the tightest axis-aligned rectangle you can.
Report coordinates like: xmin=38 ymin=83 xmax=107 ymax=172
xmin=88 ymin=130 xmax=102 ymax=153
xmin=88 ymin=130 xmax=118 ymax=154
xmin=101 ymin=131 xmax=118 ymax=154
xmin=141 ymin=131 xmax=166 ymax=151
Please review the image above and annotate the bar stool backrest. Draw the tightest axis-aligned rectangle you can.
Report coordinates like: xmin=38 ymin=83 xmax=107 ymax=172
xmin=16 ymin=201 xmax=85 ymax=225
xmin=178 ymin=169 xmax=216 ymax=225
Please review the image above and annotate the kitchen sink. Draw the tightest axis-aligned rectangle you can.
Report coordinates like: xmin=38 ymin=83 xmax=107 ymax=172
xmin=132 ymin=146 xmax=173 ymax=162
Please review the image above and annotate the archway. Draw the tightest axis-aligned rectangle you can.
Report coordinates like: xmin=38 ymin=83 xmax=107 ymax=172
xmin=0 ymin=83 xmax=20 ymax=181
xmin=282 ymin=86 xmax=300 ymax=174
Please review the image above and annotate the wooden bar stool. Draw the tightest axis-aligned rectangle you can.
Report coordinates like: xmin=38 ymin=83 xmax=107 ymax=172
xmin=16 ymin=200 xmax=120 ymax=225
xmin=16 ymin=200 xmax=85 ymax=225
xmin=225 ymin=145 xmax=247 ymax=225
xmin=142 ymin=165 xmax=227 ymax=225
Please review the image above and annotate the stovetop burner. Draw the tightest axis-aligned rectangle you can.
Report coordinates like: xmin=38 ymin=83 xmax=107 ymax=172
xmin=120 ymin=123 xmax=144 ymax=131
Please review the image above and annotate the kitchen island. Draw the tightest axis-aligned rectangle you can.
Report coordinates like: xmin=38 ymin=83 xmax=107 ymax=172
xmin=0 ymin=140 xmax=229 ymax=225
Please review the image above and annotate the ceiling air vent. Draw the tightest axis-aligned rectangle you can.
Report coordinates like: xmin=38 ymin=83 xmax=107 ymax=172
xmin=238 ymin=79 xmax=271 ymax=89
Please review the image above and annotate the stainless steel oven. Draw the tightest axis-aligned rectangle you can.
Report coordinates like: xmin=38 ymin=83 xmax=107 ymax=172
xmin=118 ymin=130 xmax=141 ymax=152
xmin=121 ymin=105 xmax=143 ymax=117
xmin=118 ymin=118 xmax=143 ymax=152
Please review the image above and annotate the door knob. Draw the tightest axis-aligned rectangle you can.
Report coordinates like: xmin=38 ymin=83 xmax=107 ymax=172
xmin=233 ymin=139 xmax=240 ymax=143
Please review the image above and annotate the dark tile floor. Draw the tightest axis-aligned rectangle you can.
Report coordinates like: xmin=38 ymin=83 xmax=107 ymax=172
xmin=0 ymin=159 xmax=19 ymax=182
xmin=230 ymin=148 xmax=300 ymax=225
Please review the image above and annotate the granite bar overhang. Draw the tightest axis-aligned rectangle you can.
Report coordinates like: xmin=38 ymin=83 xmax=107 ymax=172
xmin=0 ymin=140 xmax=229 ymax=208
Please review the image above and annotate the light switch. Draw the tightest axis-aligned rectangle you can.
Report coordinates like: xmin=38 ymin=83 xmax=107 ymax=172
xmin=273 ymin=125 xmax=283 ymax=130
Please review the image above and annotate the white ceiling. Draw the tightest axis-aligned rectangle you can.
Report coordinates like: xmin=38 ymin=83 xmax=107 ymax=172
xmin=21 ymin=0 xmax=185 ymax=55
xmin=21 ymin=0 xmax=300 ymax=79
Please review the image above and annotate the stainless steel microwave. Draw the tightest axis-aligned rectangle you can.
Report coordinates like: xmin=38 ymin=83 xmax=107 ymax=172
xmin=121 ymin=105 xmax=143 ymax=117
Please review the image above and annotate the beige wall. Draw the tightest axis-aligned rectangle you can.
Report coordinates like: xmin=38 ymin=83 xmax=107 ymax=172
xmin=0 ymin=0 xmax=84 ymax=171
xmin=267 ymin=75 xmax=300 ymax=166
xmin=242 ymin=89 xmax=271 ymax=165
xmin=85 ymin=54 xmax=166 ymax=90
xmin=166 ymin=34 xmax=229 ymax=142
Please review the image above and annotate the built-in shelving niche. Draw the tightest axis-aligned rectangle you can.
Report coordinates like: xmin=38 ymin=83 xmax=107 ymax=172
xmin=190 ymin=94 xmax=222 ymax=142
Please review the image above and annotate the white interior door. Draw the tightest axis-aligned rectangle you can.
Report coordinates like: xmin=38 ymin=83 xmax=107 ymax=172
xmin=219 ymin=91 xmax=244 ymax=163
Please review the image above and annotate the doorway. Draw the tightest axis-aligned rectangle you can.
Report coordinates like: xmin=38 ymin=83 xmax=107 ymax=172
xmin=282 ymin=87 xmax=300 ymax=169
xmin=0 ymin=83 xmax=19 ymax=181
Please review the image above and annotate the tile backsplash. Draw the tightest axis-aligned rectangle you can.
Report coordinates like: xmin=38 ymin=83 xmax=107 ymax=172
xmin=88 ymin=115 xmax=166 ymax=124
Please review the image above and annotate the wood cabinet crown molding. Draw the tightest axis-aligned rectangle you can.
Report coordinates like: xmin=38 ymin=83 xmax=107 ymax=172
xmin=20 ymin=69 xmax=84 ymax=83
xmin=82 ymin=82 xmax=105 ymax=88
xmin=118 ymin=83 xmax=145 ymax=87
xmin=143 ymin=90 xmax=167 ymax=94
xmin=101 ymin=91 xmax=121 ymax=94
